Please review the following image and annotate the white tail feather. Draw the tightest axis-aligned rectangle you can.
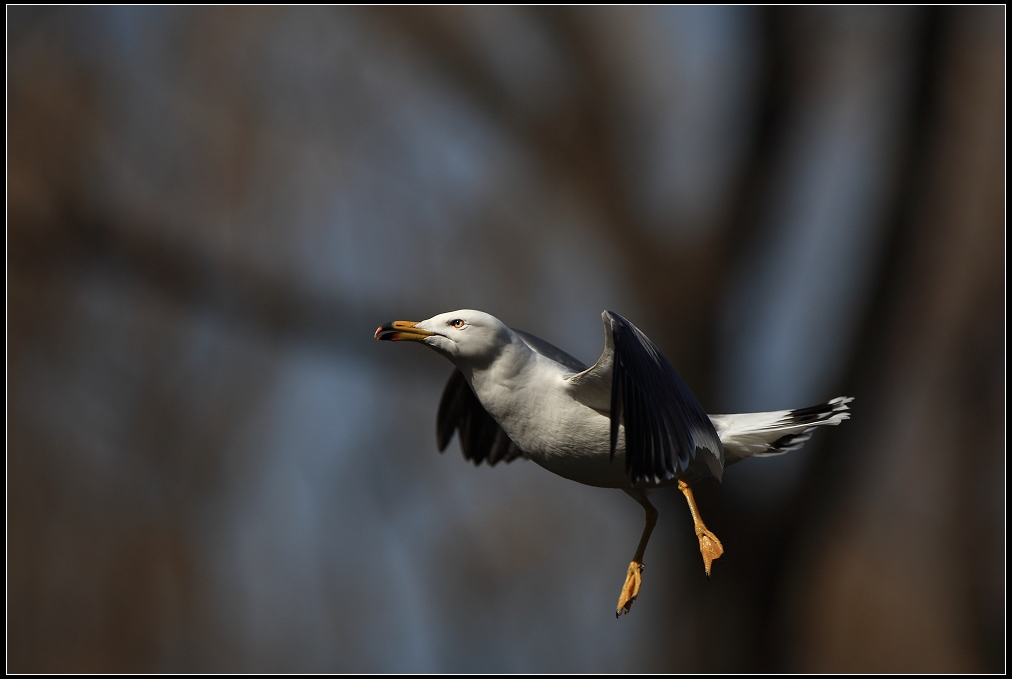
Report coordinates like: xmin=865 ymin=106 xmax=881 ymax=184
xmin=709 ymin=396 xmax=853 ymax=466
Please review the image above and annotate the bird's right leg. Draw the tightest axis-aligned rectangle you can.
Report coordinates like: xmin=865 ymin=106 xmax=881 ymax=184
xmin=616 ymin=489 xmax=657 ymax=617
xmin=677 ymin=478 xmax=723 ymax=577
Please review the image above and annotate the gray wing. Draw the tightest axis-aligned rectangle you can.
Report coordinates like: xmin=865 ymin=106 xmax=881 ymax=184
xmin=513 ymin=329 xmax=588 ymax=373
xmin=567 ymin=311 xmax=724 ymax=484
xmin=436 ymin=328 xmax=586 ymax=466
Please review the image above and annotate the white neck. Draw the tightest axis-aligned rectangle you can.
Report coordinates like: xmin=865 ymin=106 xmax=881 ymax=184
xmin=455 ymin=328 xmax=536 ymax=391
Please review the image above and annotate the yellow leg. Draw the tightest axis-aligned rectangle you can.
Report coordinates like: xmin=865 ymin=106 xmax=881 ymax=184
xmin=677 ymin=479 xmax=724 ymax=578
xmin=616 ymin=490 xmax=657 ymax=617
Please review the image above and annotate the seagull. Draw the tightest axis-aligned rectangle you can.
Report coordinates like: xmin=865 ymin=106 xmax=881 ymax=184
xmin=375 ymin=310 xmax=852 ymax=616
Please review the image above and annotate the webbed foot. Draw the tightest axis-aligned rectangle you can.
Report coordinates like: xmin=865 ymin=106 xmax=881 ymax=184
xmin=695 ymin=526 xmax=724 ymax=578
xmin=616 ymin=561 xmax=644 ymax=617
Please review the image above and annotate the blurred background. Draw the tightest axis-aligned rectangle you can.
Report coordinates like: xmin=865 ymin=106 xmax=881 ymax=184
xmin=7 ymin=6 xmax=1004 ymax=672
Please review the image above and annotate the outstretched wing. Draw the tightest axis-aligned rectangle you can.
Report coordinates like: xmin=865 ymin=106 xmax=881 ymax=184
xmin=566 ymin=311 xmax=724 ymax=483
xmin=435 ymin=328 xmax=587 ymax=466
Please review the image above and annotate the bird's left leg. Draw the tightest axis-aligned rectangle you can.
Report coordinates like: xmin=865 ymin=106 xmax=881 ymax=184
xmin=616 ymin=489 xmax=657 ymax=617
xmin=677 ymin=478 xmax=723 ymax=577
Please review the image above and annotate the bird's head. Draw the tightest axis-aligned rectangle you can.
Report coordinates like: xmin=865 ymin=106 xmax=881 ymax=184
xmin=374 ymin=310 xmax=513 ymax=366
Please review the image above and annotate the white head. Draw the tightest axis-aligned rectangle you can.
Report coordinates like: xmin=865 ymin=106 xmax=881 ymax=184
xmin=374 ymin=309 xmax=516 ymax=367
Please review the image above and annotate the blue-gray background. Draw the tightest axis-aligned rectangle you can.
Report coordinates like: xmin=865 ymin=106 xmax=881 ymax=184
xmin=7 ymin=7 xmax=1004 ymax=672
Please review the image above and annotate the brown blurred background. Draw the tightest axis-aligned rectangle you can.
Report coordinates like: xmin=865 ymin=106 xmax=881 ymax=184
xmin=7 ymin=6 xmax=1004 ymax=672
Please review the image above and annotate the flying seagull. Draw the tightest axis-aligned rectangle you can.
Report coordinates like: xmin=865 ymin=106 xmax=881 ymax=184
xmin=375 ymin=310 xmax=853 ymax=616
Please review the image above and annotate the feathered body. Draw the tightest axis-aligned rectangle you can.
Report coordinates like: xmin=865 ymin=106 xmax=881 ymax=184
xmin=376 ymin=308 xmax=853 ymax=615
xmin=456 ymin=337 xmax=628 ymax=488
xmin=424 ymin=310 xmax=851 ymax=490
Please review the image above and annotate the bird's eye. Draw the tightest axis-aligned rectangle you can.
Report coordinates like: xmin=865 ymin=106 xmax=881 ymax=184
xmin=451 ymin=319 xmax=466 ymax=329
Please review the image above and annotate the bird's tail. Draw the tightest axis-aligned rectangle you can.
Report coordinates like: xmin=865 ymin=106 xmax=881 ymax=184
xmin=708 ymin=396 xmax=853 ymax=466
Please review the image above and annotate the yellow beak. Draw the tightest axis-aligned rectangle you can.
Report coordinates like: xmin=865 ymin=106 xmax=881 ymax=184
xmin=374 ymin=320 xmax=436 ymax=342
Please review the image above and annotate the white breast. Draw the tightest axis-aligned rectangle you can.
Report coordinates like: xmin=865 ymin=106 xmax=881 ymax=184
xmin=469 ymin=352 xmax=630 ymax=489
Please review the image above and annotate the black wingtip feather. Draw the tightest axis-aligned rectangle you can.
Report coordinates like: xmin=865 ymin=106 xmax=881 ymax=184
xmin=436 ymin=370 xmax=469 ymax=452
xmin=604 ymin=311 xmax=724 ymax=484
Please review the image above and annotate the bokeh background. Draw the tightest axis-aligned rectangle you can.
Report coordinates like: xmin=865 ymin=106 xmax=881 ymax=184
xmin=7 ymin=6 xmax=1004 ymax=672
